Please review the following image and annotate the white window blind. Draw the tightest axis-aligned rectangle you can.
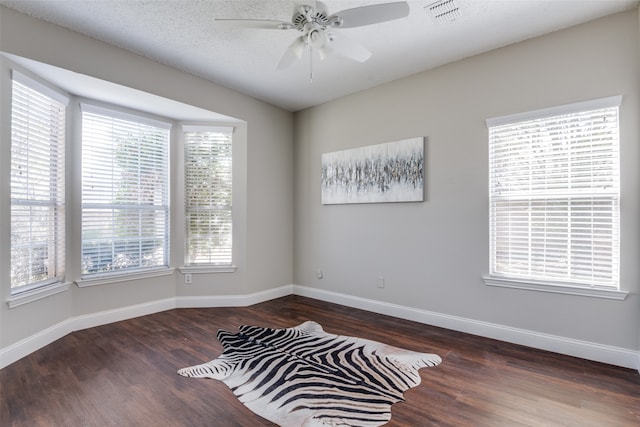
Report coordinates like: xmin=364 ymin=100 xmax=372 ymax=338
xmin=183 ymin=125 xmax=233 ymax=265
xmin=10 ymin=73 xmax=67 ymax=291
xmin=487 ymin=97 xmax=621 ymax=288
xmin=81 ymin=105 xmax=170 ymax=276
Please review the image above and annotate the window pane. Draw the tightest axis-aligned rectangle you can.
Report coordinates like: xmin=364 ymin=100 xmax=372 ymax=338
xmin=10 ymin=79 xmax=66 ymax=290
xmin=81 ymin=107 xmax=169 ymax=276
xmin=488 ymin=101 xmax=620 ymax=288
xmin=184 ymin=128 xmax=233 ymax=265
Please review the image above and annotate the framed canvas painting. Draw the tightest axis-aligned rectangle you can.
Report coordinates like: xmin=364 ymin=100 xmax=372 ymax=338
xmin=321 ymin=137 xmax=424 ymax=204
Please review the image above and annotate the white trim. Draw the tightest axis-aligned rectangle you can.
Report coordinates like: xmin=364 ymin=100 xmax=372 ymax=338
xmin=0 ymin=287 xmax=290 ymax=368
xmin=0 ymin=318 xmax=74 ymax=370
xmin=12 ymin=69 xmax=70 ymax=105
xmin=179 ymin=265 xmax=237 ymax=274
xmin=182 ymin=124 xmax=234 ymax=134
xmin=0 ymin=297 xmax=175 ymax=369
xmin=80 ymin=102 xmax=172 ymax=129
xmin=176 ymin=285 xmax=293 ymax=308
xmin=7 ymin=281 xmax=71 ymax=308
xmin=72 ymin=298 xmax=176 ymax=332
xmin=482 ymin=275 xmax=628 ymax=300
xmin=291 ymin=285 xmax=639 ymax=370
xmin=76 ymin=268 xmax=175 ymax=288
xmin=2 ymin=284 xmax=637 ymax=372
xmin=486 ymin=95 xmax=622 ymax=127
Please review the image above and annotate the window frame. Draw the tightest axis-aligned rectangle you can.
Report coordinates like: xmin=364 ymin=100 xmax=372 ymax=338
xmin=483 ymin=96 xmax=627 ymax=300
xmin=182 ymin=125 xmax=235 ymax=271
xmin=9 ymin=70 xmax=69 ymax=299
xmin=78 ymin=103 xmax=172 ymax=282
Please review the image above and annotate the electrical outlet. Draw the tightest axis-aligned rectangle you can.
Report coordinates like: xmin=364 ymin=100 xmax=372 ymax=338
xmin=184 ymin=273 xmax=192 ymax=284
xmin=377 ymin=276 xmax=384 ymax=288
xmin=316 ymin=269 xmax=323 ymax=279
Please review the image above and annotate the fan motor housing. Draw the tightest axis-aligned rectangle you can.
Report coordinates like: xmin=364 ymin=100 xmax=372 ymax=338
xmin=292 ymin=5 xmax=332 ymax=30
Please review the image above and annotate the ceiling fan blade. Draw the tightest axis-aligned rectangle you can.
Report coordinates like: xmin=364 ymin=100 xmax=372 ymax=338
xmin=277 ymin=37 xmax=307 ymax=69
xmin=324 ymin=32 xmax=371 ymax=63
xmin=331 ymin=1 xmax=410 ymax=29
xmin=215 ymin=19 xmax=295 ymax=30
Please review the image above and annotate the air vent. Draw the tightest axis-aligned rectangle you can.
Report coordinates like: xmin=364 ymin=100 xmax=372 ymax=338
xmin=426 ymin=0 xmax=461 ymax=24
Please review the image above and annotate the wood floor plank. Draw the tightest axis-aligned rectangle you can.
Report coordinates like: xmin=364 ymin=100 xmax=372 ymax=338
xmin=1 ymin=295 xmax=639 ymax=426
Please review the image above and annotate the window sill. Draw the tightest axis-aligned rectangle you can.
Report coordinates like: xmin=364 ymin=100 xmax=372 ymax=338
xmin=76 ymin=267 xmax=175 ymax=288
xmin=482 ymin=275 xmax=628 ymax=300
xmin=7 ymin=281 xmax=71 ymax=308
xmin=179 ymin=265 xmax=237 ymax=274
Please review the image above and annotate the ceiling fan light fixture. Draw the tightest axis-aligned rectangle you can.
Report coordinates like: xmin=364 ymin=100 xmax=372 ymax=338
xmin=307 ymin=28 xmax=327 ymax=49
xmin=318 ymin=46 xmax=330 ymax=61
xmin=292 ymin=37 xmax=307 ymax=58
xmin=426 ymin=0 xmax=461 ymax=24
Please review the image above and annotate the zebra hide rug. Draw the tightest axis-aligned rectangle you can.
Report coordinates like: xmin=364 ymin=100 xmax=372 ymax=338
xmin=178 ymin=321 xmax=441 ymax=427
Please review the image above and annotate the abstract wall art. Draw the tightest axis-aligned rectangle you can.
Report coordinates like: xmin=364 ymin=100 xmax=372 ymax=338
xmin=321 ymin=137 xmax=424 ymax=204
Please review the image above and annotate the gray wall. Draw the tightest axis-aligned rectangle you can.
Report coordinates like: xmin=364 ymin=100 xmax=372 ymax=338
xmin=0 ymin=7 xmax=293 ymax=349
xmin=293 ymin=10 xmax=640 ymax=351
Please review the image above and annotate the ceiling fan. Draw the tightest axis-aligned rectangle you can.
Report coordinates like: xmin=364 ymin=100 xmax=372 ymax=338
xmin=216 ymin=1 xmax=410 ymax=71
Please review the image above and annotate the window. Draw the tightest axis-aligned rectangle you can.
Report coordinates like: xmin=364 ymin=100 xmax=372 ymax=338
xmin=10 ymin=72 xmax=67 ymax=292
xmin=486 ymin=96 xmax=621 ymax=291
xmin=183 ymin=125 xmax=233 ymax=266
xmin=81 ymin=104 xmax=170 ymax=277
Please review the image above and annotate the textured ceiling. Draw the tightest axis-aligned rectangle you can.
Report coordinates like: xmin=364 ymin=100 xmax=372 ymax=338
xmin=1 ymin=0 xmax=637 ymax=111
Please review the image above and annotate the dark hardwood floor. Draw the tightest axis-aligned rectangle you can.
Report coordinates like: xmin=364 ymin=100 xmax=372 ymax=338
xmin=1 ymin=295 xmax=639 ymax=426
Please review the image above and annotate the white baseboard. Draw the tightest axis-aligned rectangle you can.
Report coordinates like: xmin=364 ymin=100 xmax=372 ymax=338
xmin=0 ymin=297 xmax=177 ymax=369
xmin=0 ymin=318 xmax=74 ymax=370
xmin=72 ymin=298 xmax=177 ymax=331
xmin=291 ymin=285 xmax=640 ymax=371
xmin=176 ymin=285 xmax=293 ymax=308
xmin=0 ymin=287 xmax=293 ymax=369
xmin=2 ymin=284 xmax=638 ymax=372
